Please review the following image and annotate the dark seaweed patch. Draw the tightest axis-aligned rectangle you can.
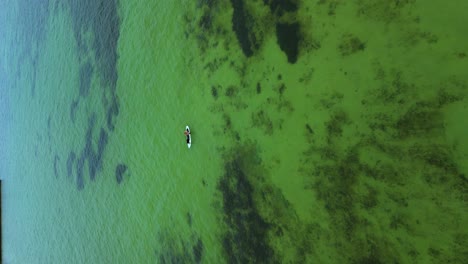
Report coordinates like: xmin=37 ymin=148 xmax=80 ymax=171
xmin=70 ymin=100 xmax=79 ymax=123
xmin=395 ymin=102 xmax=443 ymax=139
xmin=53 ymin=155 xmax=60 ymax=178
xmin=15 ymin=0 xmax=50 ymax=92
xmin=225 ymin=85 xmax=238 ymax=97
xmin=325 ymin=110 xmax=350 ymax=141
xmin=230 ymin=0 xmax=254 ymax=57
xmin=437 ymin=88 xmax=464 ymax=107
xmin=314 ymin=147 xmax=360 ymax=238
xmin=84 ymin=114 xmax=96 ymax=157
xmin=155 ymin=232 xmax=204 ymax=264
xmin=199 ymin=11 xmax=213 ymax=31
xmin=413 ymin=145 xmax=457 ymax=174
xmin=16 ymin=0 xmax=50 ymax=49
xmin=115 ymin=163 xmax=127 ymax=184
xmin=298 ymin=63 xmax=467 ymax=263
xmin=459 ymin=173 xmax=467 ymax=182
xmin=276 ymin=22 xmax=300 ymax=63
xmin=196 ymin=0 xmax=216 ymax=8
xmin=68 ymin=0 xmax=120 ymax=89
xmin=211 ymin=85 xmax=219 ymax=99
xmin=88 ymin=128 xmax=109 ymax=181
xmin=67 ymin=151 xmax=76 ymax=178
xmin=186 ymin=212 xmax=193 ymax=227
xmin=96 ymin=128 xmax=108 ymax=169
xmin=375 ymin=70 xmax=411 ymax=104
xmin=217 ymin=142 xmax=318 ymax=262
xmin=357 ymin=245 xmax=385 ymax=264
xmin=79 ymin=61 xmax=93 ymax=97
xmin=300 ymin=113 xmax=397 ymax=261
xmin=218 ymin=148 xmax=274 ymax=262
xmin=323 ymin=0 xmax=340 ymax=16
xmin=365 ymin=159 xmax=405 ymax=186
xmin=73 ymin=114 xmax=111 ymax=188
xmin=204 ymin=57 xmax=228 ymax=73
xmin=76 ymin=153 xmax=85 ymax=190
xmin=65 ymin=0 xmax=121 ymax=190
xmin=311 ymin=71 xmax=467 ymax=262
xmin=263 ymin=0 xmax=298 ymax=15
xmin=389 ymin=213 xmax=406 ymax=230
xmin=157 ymin=235 xmax=191 ymax=263
xmin=452 ymin=234 xmax=468 ymax=262
xmin=75 ymin=114 xmax=97 ymax=189
xmin=361 ymin=186 xmax=378 ymax=209
xmin=88 ymin=154 xmax=97 ymax=181
xmin=299 ymin=68 xmax=314 ymax=83
xmin=107 ymin=96 xmax=119 ymax=131
xmin=252 ymin=110 xmax=274 ymax=135
xmin=193 ymin=238 xmax=203 ymax=263
xmin=278 ymin=83 xmax=286 ymax=95
xmin=223 ymin=113 xmax=232 ymax=133
xmin=305 ymin=143 xmax=401 ymax=261
xmin=338 ymin=34 xmax=366 ymax=56
xmin=357 ymin=0 xmax=414 ymax=24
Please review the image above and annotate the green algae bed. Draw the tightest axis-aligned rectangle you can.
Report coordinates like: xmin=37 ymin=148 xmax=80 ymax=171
xmin=182 ymin=0 xmax=468 ymax=262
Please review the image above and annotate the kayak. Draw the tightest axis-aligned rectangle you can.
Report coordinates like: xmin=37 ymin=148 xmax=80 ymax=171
xmin=186 ymin=126 xmax=191 ymax=148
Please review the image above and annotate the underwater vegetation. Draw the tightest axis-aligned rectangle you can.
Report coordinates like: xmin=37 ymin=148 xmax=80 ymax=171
xmin=154 ymin=207 xmax=205 ymax=264
xmin=251 ymin=110 xmax=274 ymax=135
xmin=13 ymin=0 xmax=50 ymax=97
xmin=218 ymin=152 xmax=274 ymax=262
xmin=276 ymin=22 xmax=300 ymax=63
xmin=338 ymin=34 xmax=366 ymax=56
xmin=183 ymin=0 xmax=467 ymax=262
xmin=185 ymin=0 xmax=311 ymax=65
xmin=40 ymin=0 xmax=127 ymax=190
xmin=79 ymin=61 xmax=93 ymax=97
xmin=296 ymin=55 xmax=468 ymax=262
xmin=224 ymin=85 xmax=239 ymax=98
xmin=264 ymin=0 xmax=298 ymax=15
xmin=211 ymin=85 xmax=219 ymax=99
xmin=216 ymin=142 xmax=320 ymax=263
xmin=115 ymin=163 xmax=128 ymax=184
xmin=70 ymin=100 xmax=79 ymax=123
xmin=155 ymin=231 xmax=204 ymax=264
xmin=325 ymin=110 xmax=350 ymax=141
xmin=67 ymin=0 xmax=120 ymax=88
xmin=356 ymin=0 xmax=415 ymax=24
xmin=395 ymin=102 xmax=444 ymax=139
xmin=230 ymin=0 xmax=256 ymax=57
xmin=63 ymin=110 xmax=114 ymax=190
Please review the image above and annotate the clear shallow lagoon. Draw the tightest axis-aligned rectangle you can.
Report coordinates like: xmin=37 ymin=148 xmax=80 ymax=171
xmin=1 ymin=0 xmax=467 ymax=263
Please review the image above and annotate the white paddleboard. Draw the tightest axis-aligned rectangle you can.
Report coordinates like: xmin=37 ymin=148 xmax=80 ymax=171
xmin=186 ymin=125 xmax=191 ymax=148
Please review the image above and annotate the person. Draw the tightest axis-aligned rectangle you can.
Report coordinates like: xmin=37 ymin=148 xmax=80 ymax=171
xmin=184 ymin=129 xmax=190 ymax=143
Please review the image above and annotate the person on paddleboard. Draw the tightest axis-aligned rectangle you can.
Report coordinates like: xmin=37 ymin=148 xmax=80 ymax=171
xmin=184 ymin=128 xmax=190 ymax=144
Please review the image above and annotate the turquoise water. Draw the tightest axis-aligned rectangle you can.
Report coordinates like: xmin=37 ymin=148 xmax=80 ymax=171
xmin=2 ymin=0 xmax=468 ymax=263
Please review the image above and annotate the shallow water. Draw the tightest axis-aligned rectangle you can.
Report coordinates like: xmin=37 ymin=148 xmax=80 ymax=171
xmin=2 ymin=0 xmax=468 ymax=263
